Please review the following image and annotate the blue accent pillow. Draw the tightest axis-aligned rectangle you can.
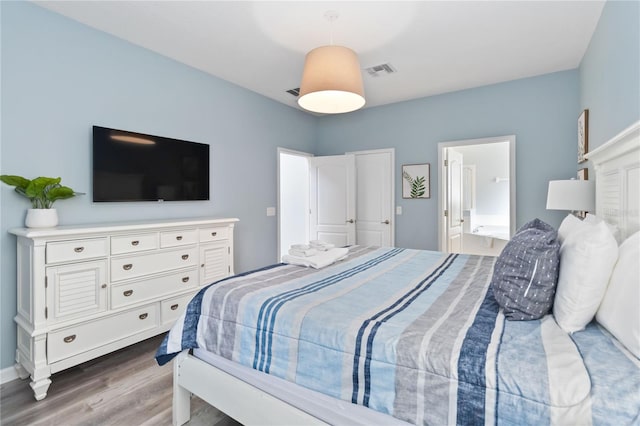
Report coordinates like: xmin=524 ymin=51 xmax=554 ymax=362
xmin=491 ymin=218 xmax=560 ymax=321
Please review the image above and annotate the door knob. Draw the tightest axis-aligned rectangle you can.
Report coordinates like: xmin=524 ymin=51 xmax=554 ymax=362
xmin=381 ymin=220 xmax=390 ymax=225
xmin=346 ymin=219 xmax=355 ymax=224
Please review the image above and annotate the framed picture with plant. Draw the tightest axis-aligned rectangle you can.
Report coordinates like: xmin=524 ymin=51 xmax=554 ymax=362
xmin=402 ymin=163 xmax=430 ymax=199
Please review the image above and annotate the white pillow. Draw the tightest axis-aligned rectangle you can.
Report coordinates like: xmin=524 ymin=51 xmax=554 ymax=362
xmin=584 ymin=213 xmax=622 ymax=244
xmin=553 ymin=218 xmax=618 ymax=333
xmin=557 ymin=213 xmax=582 ymax=244
xmin=596 ymin=231 xmax=640 ymax=358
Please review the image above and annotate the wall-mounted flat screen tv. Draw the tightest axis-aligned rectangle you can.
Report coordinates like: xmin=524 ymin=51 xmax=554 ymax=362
xmin=93 ymin=126 xmax=210 ymax=202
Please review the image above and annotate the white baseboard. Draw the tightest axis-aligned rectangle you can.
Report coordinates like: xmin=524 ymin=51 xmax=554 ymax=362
xmin=0 ymin=365 xmax=20 ymax=385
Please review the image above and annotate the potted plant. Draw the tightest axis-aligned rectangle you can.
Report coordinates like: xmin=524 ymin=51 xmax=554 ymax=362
xmin=0 ymin=175 xmax=79 ymax=228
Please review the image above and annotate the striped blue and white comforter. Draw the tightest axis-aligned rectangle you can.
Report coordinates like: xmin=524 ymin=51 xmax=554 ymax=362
xmin=156 ymin=246 xmax=640 ymax=425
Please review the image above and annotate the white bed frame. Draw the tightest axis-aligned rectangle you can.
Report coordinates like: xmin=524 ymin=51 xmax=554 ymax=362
xmin=172 ymin=351 xmax=327 ymax=426
xmin=585 ymin=120 xmax=640 ymax=239
xmin=171 ymin=120 xmax=640 ymax=426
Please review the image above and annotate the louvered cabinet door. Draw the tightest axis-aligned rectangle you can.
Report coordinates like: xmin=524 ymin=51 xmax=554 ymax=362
xmin=46 ymin=260 xmax=108 ymax=324
xmin=199 ymin=241 xmax=230 ymax=286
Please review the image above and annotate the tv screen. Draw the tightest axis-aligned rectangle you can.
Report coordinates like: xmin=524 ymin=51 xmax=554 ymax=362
xmin=93 ymin=126 xmax=210 ymax=202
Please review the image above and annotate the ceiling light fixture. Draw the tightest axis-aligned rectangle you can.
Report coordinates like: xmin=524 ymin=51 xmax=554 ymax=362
xmin=297 ymin=11 xmax=365 ymax=114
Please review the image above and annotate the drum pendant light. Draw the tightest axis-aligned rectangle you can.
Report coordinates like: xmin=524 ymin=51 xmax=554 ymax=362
xmin=298 ymin=12 xmax=365 ymax=114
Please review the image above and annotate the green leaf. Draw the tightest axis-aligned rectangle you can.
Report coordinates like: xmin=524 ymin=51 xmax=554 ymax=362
xmin=402 ymin=171 xmax=414 ymax=186
xmin=410 ymin=175 xmax=426 ymax=198
xmin=47 ymin=186 xmax=75 ymax=202
xmin=25 ymin=177 xmax=61 ymax=199
xmin=0 ymin=175 xmax=30 ymax=190
xmin=1 ymin=174 xmax=78 ymax=208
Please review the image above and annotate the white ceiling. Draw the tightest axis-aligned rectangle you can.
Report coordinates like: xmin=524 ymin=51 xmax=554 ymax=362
xmin=34 ymin=1 xmax=605 ymax=114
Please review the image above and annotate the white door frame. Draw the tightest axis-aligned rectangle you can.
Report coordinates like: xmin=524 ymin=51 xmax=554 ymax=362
xmin=346 ymin=148 xmax=396 ymax=247
xmin=437 ymin=135 xmax=516 ymax=252
xmin=277 ymin=147 xmax=313 ymax=262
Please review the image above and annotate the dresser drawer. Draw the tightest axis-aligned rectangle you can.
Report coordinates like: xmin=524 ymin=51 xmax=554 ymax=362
xmin=160 ymin=229 xmax=198 ymax=248
xmin=111 ymin=269 xmax=198 ymax=309
xmin=199 ymin=227 xmax=229 ymax=243
xmin=47 ymin=238 xmax=108 ymax=264
xmin=47 ymin=304 xmax=159 ymax=363
xmin=111 ymin=247 xmax=198 ymax=282
xmin=111 ymin=233 xmax=158 ymax=255
xmin=161 ymin=293 xmax=196 ymax=326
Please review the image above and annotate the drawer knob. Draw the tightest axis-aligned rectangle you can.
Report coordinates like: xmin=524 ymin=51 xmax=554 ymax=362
xmin=182 ymin=277 xmax=190 ymax=283
xmin=74 ymin=247 xmax=84 ymax=253
xmin=131 ymin=240 xmax=140 ymax=246
xmin=123 ymin=264 xmax=133 ymax=270
xmin=176 ymin=236 xmax=183 ymax=241
xmin=211 ymin=232 xmax=217 ymax=237
xmin=101 ymin=283 xmax=107 ymax=289
xmin=123 ymin=290 xmax=133 ymax=297
xmin=170 ymin=304 xmax=179 ymax=311
xmin=63 ymin=335 xmax=76 ymax=343
xmin=181 ymin=254 xmax=189 ymax=260
xmin=139 ymin=313 xmax=148 ymax=320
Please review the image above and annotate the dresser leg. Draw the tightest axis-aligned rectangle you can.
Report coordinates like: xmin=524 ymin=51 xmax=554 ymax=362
xmin=30 ymin=377 xmax=52 ymax=401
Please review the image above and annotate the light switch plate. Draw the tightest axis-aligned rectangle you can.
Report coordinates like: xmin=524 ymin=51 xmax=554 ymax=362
xmin=266 ymin=207 xmax=276 ymax=217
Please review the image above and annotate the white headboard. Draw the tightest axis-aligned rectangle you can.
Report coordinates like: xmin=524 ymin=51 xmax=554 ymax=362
xmin=585 ymin=120 xmax=640 ymax=241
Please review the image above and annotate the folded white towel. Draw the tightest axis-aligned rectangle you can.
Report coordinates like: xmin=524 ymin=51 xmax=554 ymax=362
xmin=309 ymin=240 xmax=335 ymax=251
xmin=288 ymin=248 xmax=318 ymax=257
xmin=291 ymin=244 xmax=311 ymax=250
xmin=282 ymin=247 xmax=349 ymax=269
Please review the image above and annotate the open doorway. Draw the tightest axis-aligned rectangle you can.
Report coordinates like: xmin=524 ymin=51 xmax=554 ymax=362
xmin=278 ymin=148 xmax=395 ymax=261
xmin=438 ymin=136 xmax=516 ymax=255
xmin=277 ymin=148 xmax=311 ymax=261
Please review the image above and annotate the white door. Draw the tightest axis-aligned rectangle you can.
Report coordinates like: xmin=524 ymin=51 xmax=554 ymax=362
xmin=352 ymin=150 xmax=394 ymax=246
xmin=309 ymin=155 xmax=356 ymax=247
xmin=446 ymin=149 xmax=464 ymax=253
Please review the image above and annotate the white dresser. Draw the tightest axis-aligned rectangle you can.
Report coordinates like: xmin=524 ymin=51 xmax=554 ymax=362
xmin=9 ymin=217 xmax=238 ymax=400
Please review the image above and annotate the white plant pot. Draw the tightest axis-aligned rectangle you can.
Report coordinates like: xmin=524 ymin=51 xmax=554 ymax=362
xmin=25 ymin=209 xmax=59 ymax=228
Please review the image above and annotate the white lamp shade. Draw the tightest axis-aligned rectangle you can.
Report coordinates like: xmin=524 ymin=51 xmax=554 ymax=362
xmin=546 ymin=180 xmax=595 ymax=211
xmin=298 ymin=45 xmax=365 ymax=114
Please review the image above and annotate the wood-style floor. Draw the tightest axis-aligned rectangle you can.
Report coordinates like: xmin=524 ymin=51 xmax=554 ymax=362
xmin=0 ymin=335 xmax=241 ymax=426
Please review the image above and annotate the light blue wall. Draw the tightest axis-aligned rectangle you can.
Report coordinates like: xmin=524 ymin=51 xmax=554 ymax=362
xmin=316 ymin=71 xmax=579 ymax=250
xmin=580 ymin=0 xmax=640 ymax=150
xmin=0 ymin=2 xmax=316 ymax=369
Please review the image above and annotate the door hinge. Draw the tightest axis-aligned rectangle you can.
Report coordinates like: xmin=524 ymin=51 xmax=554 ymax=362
xmin=444 ymin=210 xmax=448 ymax=217
xmin=45 ymin=276 xmax=48 ymax=288
xmin=444 ymin=159 xmax=448 ymax=167
xmin=45 ymin=307 xmax=48 ymax=319
xmin=228 ymin=266 xmax=231 ymax=273
xmin=228 ymin=247 xmax=230 ymax=254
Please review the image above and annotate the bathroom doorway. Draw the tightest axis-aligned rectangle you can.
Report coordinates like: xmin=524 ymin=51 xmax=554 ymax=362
xmin=438 ymin=136 xmax=516 ymax=255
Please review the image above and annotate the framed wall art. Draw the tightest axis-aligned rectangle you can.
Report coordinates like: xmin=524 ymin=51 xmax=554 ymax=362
xmin=402 ymin=163 xmax=430 ymax=199
xmin=578 ymin=109 xmax=589 ymax=163
xmin=577 ymin=167 xmax=588 ymax=181
xmin=576 ymin=167 xmax=588 ymax=218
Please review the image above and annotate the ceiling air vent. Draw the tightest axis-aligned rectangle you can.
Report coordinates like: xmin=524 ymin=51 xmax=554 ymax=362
xmin=286 ymin=88 xmax=300 ymax=97
xmin=365 ymin=63 xmax=396 ymax=77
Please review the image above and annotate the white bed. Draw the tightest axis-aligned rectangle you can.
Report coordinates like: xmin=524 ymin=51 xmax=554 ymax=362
xmin=166 ymin=120 xmax=640 ymax=426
